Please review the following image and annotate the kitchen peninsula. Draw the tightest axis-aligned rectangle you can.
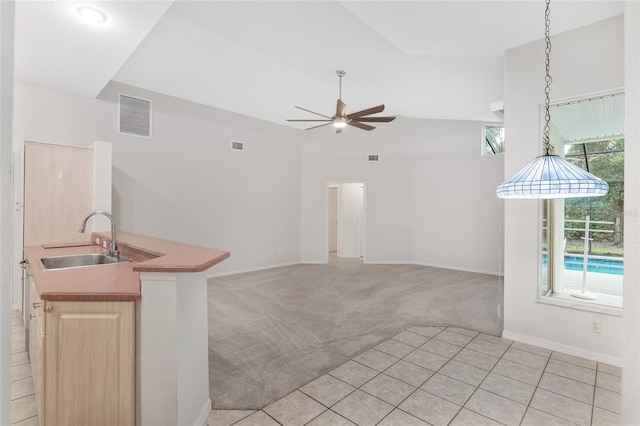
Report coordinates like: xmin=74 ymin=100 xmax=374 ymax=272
xmin=24 ymin=231 xmax=230 ymax=426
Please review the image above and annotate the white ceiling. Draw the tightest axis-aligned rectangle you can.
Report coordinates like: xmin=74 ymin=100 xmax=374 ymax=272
xmin=13 ymin=1 xmax=624 ymax=128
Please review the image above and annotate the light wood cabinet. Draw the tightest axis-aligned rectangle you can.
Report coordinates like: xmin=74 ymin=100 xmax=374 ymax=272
xmin=28 ymin=272 xmax=45 ymax=421
xmin=23 ymin=141 xmax=94 ymax=247
xmin=28 ymin=269 xmax=135 ymax=426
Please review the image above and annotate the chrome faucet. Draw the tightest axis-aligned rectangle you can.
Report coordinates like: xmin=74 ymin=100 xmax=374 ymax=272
xmin=79 ymin=210 xmax=119 ymax=259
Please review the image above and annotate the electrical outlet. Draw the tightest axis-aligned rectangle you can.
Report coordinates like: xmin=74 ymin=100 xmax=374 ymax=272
xmin=591 ymin=320 xmax=601 ymax=333
xmin=497 ymin=304 xmax=503 ymax=318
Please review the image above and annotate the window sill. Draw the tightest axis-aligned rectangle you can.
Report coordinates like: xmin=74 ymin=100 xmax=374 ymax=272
xmin=537 ymin=293 xmax=623 ymax=317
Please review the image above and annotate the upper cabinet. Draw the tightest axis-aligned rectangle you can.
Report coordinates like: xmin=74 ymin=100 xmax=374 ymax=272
xmin=23 ymin=141 xmax=94 ymax=246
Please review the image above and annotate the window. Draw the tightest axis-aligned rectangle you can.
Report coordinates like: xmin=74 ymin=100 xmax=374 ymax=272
xmin=540 ymin=93 xmax=624 ymax=310
xmin=483 ymin=124 xmax=504 ymax=155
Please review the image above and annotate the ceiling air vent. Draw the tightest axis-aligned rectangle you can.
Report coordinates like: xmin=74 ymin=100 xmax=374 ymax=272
xmin=118 ymin=93 xmax=152 ymax=138
xmin=231 ymin=141 xmax=244 ymax=151
xmin=368 ymin=154 xmax=380 ymax=162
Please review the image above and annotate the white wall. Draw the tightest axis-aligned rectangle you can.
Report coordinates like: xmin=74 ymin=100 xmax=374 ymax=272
xmin=12 ymin=81 xmax=302 ymax=275
xmin=100 ymin=82 xmax=302 ymax=274
xmin=622 ymin=4 xmax=640 ymax=424
xmin=299 ymin=121 xmax=414 ymax=263
xmin=502 ymin=15 xmax=624 ymax=364
xmin=299 ymin=116 xmax=502 ymax=274
xmin=0 ymin=1 xmax=14 ymax=424
xmin=412 ymin=120 xmax=502 ymax=274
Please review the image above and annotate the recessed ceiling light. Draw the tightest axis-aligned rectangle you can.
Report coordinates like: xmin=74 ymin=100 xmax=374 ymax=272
xmin=77 ymin=7 xmax=107 ymax=24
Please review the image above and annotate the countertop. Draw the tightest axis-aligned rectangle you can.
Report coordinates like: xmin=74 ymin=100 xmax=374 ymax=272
xmin=24 ymin=231 xmax=230 ymax=301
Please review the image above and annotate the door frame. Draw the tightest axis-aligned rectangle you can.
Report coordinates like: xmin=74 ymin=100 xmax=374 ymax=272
xmin=326 ymin=181 xmax=367 ymax=263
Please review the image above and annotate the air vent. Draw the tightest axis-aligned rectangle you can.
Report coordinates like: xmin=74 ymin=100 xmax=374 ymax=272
xmin=231 ymin=141 xmax=244 ymax=151
xmin=368 ymin=154 xmax=380 ymax=162
xmin=118 ymin=93 xmax=152 ymax=138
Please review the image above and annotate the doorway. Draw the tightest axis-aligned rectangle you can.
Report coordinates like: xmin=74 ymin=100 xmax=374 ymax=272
xmin=327 ymin=182 xmax=365 ymax=261
xmin=328 ymin=186 xmax=338 ymax=254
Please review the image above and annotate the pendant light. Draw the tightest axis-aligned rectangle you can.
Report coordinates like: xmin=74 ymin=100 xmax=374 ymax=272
xmin=496 ymin=0 xmax=609 ymax=199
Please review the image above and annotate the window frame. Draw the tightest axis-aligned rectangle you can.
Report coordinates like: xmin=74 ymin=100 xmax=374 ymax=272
xmin=482 ymin=123 xmax=504 ymax=156
xmin=537 ymin=93 xmax=625 ymax=315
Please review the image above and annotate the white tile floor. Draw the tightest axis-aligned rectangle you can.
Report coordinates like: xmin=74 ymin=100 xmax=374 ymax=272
xmin=10 ymin=311 xmax=38 ymax=425
xmin=208 ymin=325 xmax=622 ymax=426
xmin=9 ymin=312 xmax=621 ymax=426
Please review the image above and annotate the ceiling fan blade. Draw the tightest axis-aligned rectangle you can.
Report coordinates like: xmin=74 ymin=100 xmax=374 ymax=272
xmin=295 ymin=106 xmax=332 ymax=119
xmin=348 ymin=104 xmax=385 ymax=119
xmin=306 ymin=122 xmax=333 ymax=131
xmin=348 ymin=121 xmax=375 ymax=131
xmin=336 ymin=99 xmax=346 ymax=117
xmin=287 ymin=119 xmax=332 ymax=122
xmin=351 ymin=116 xmax=396 ymax=123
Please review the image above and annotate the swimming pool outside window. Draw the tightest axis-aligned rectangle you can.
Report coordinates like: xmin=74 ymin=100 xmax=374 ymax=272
xmin=541 ymin=139 xmax=624 ymax=309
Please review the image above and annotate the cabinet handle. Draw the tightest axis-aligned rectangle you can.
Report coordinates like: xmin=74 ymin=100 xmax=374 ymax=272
xmin=45 ymin=306 xmax=53 ymax=313
xmin=29 ymin=314 xmax=35 ymax=320
xmin=32 ymin=302 xmax=41 ymax=308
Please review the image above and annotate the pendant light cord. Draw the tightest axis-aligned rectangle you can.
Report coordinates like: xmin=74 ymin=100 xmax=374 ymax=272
xmin=543 ymin=0 xmax=553 ymax=155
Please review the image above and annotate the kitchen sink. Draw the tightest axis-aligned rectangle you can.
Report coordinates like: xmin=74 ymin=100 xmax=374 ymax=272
xmin=38 ymin=253 xmax=129 ymax=271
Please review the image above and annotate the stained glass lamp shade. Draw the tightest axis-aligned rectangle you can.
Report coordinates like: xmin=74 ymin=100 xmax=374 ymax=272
xmin=496 ymin=154 xmax=609 ymax=199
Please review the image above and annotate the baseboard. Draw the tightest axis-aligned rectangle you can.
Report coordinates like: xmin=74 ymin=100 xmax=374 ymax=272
xmin=502 ymin=330 xmax=622 ymax=367
xmin=207 ymin=260 xmax=501 ymax=279
xmin=207 ymin=262 xmax=299 ymax=279
xmin=363 ymin=260 xmax=416 ymax=265
xmin=193 ymin=398 xmax=212 ymax=426
xmin=365 ymin=260 xmax=502 ymax=277
xmin=413 ymin=261 xmax=502 ymax=276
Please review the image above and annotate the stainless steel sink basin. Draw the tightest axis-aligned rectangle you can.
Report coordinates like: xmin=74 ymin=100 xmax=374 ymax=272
xmin=38 ymin=253 xmax=129 ymax=271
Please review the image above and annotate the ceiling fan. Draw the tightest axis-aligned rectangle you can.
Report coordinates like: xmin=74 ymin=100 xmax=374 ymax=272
xmin=287 ymin=70 xmax=396 ymax=134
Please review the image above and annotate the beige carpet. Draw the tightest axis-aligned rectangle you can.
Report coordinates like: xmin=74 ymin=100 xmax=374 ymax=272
xmin=207 ymin=258 xmax=502 ymax=409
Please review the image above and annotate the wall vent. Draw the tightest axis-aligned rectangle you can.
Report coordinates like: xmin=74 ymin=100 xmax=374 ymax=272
xmin=231 ymin=141 xmax=244 ymax=151
xmin=368 ymin=154 xmax=380 ymax=162
xmin=118 ymin=93 xmax=152 ymax=138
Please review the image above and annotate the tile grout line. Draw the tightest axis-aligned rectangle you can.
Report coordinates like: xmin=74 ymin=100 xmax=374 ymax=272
xmin=331 ymin=327 xmax=520 ymax=425
xmin=451 ymin=331 xmax=516 ymax=425
xmin=418 ymin=328 xmax=476 ymax=423
xmin=359 ymin=326 xmax=453 ymax=425
xmin=301 ymin=407 xmax=353 ymax=426
xmin=390 ymin=327 xmax=500 ymax=425
xmin=207 ymin=324 xmax=619 ymax=426
xmin=313 ymin=326 xmax=448 ymax=425
xmin=225 ymin=410 xmax=256 ymax=426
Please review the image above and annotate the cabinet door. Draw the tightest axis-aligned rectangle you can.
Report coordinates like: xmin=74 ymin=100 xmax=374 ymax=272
xmin=45 ymin=301 xmax=135 ymax=426
xmin=23 ymin=141 xmax=94 ymax=246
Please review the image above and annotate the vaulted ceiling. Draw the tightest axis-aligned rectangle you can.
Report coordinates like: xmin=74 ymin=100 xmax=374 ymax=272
xmin=13 ymin=1 xmax=624 ymax=127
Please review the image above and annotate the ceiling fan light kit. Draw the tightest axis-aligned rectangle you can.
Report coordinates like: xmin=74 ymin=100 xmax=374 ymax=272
xmin=333 ymin=119 xmax=347 ymax=129
xmin=496 ymin=0 xmax=608 ymax=199
xmin=287 ymin=70 xmax=396 ymax=134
